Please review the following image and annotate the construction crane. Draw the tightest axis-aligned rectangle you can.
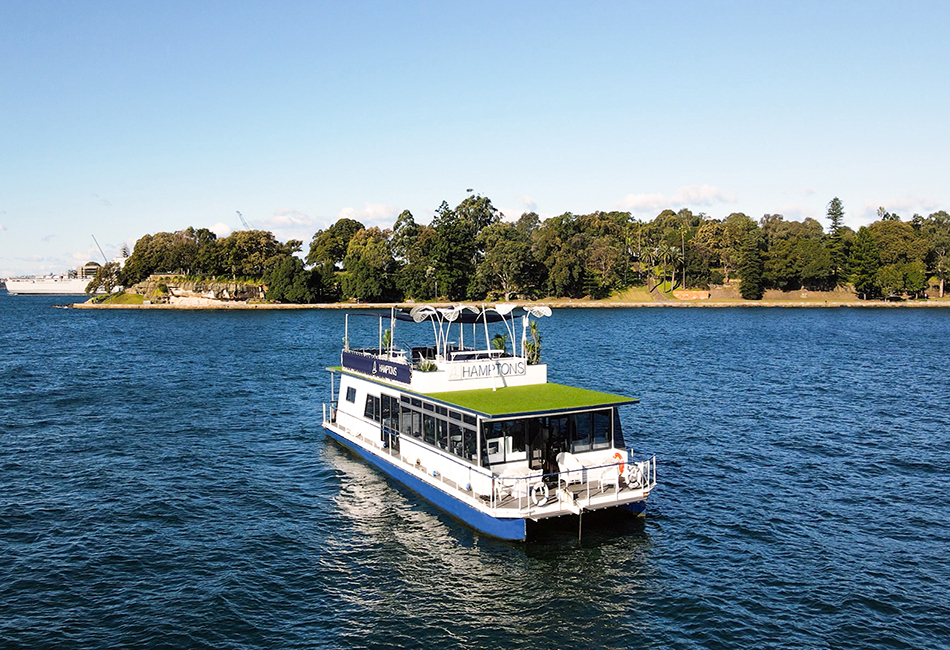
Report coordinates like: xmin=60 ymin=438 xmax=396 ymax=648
xmin=236 ymin=211 xmax=251 ymax=231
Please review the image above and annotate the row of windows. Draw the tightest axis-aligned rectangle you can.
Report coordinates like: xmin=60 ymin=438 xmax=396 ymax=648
xmin=358 ymin=391 xmax=479 ymax=463
xmin=481 ymin=410 xmax=614 ymax=466
xmin=352 ymin=385 xmax=617 ymax=469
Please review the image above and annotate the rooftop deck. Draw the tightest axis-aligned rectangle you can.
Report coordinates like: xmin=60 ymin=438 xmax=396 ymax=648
xmin=424 ymin=382 xmax=638 ymax=417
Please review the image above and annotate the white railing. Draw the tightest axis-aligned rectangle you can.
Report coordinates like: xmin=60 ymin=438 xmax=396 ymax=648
xmin=494 ymin=455 xmax=657 ymax=511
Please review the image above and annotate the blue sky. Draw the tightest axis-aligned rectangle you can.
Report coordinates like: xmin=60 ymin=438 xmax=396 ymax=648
xmin=2 ymin=1 xmax=948 ymax=276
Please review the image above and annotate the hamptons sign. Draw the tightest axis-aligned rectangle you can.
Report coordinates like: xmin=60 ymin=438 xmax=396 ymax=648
xmin=448 ymin=359 xmax=527 ymax=381
xmin=342 ymin=351 xmax=412 ymax=384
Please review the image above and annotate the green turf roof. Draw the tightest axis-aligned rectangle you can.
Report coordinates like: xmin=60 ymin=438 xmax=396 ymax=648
xmin=424 ymin=382 xmax=638 ymax=418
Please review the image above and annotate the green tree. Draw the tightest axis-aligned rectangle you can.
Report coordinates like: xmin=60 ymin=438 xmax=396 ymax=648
xmin=848 ymin=227 xmax=881 ymax=299
xmin=722 ymin=213 xmax=757 ymax=282
xmin=826 ymin=197 xmax=847 ymax=284
xmin=85 ymin=261 xmax=121 ymax=295
xmin=307 ymin=218 xmax=364 ymax=269
xmin=341 ymin=227 xmax=397 ymax=302
xmin=877 ymin=264 xmax=904 ymax=299
xmin=533 ymin=213 xmax=589 ymax=298
xmin=867 ymin=219 xmax=920 ymax=266
xmin=429 ymin=195 xmax=501 ymax=300
xmin=737 ymin=230 xmax=765 ymax=299
xmin=472 ymin=221 xmax=535 ymax=300
xmin=263 ymin=256 xmax=315 ymax=303
xmin=218 ymin=230 xmax=290 ymax=278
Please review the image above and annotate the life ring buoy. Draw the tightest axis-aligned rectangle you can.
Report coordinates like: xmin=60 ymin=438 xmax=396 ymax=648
xmin=531 ymin=481 xmax=549 ymax=506
xmin=614 ymin=452 xmax=625 ymax=475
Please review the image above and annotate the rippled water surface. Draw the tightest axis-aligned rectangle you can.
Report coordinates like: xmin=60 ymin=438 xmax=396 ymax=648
xmin=1 ymin=295 xmax=948 ymax=649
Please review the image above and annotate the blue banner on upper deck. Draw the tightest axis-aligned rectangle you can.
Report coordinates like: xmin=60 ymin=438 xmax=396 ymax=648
xmin=342 ymin=351 xmax=412 ymax=384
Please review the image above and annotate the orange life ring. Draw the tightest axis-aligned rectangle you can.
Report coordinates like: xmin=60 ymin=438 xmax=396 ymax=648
xmin=614 ymin=452 xmax=625 ymax=475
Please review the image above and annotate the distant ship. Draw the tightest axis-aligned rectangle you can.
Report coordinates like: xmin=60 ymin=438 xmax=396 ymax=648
xmin=3 ymin=259 xmax=118 ymax=295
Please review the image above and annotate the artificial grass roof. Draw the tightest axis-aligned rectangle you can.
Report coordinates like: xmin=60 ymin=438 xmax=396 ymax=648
xmin=424 ymin=382 xmax=638 ymax=418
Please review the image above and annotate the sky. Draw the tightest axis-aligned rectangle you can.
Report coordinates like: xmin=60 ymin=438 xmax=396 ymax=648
xmin=2 ymin=0 xmax=949 ymax=276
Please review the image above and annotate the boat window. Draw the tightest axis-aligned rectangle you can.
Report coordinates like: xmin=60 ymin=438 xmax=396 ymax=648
xmin=423 ymin=415 xmax=436 ymax=445
xmin=400 ymin=407 xmax=413 ymax=436
xmin=410 ymin=410 xmax=422 ymax=438
xmin=481 ymin=419 xmax=528 ymax=467
xmin=463 ymin=428 xmax=477 ymax=462
xmin=462 ymin=414 xmax=476 ymax=426
xmin=411 ymin=398 xmax=422 ymax=408
xmin=381 ymin=394 xmax=400 ymax=432
xmin=592 ymin=410 xmax=612 ymax=450
xmin=436 ymin=419 xmax=448 ymax=450
xmin=572 ymin=412 xmax=592 ymax=453
xmin=449 ymin=411 xmax=461 ymax=421
xmin=435 ymin=406 xmax=447 ymax=416
xmin=423 ymin=402 xmax=434 ymax=412
xmin=364 ymin=395 xmax=381 ymax=423
xmin=613 ymin=409 xmax=626 ymax=448
xmin=400 ymin=395 xmax=411 ymax=404
xmin=345 ymin=386 xmax=356 ymax=403
xmin=482 ymin=422 xmax=506 ymax=467
xmin=449 ymin=423 xmax=464 ymax=457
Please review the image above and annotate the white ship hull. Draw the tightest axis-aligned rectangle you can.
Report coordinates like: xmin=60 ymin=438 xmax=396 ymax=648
xmin=4 ymin=277 xmax=95 ymax=295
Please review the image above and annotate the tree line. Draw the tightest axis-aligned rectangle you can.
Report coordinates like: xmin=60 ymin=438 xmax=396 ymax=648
xmin=98 ymin=195 xmax=950 ymax=302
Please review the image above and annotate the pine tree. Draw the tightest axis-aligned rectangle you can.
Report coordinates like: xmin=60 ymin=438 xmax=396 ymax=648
xmin=737 ymin=232 xmax=765 ymax=300
xmin=848 ymin=227 xmax=880 ymax=300
xmin=826 ymin=197 xmax=846 ymax=285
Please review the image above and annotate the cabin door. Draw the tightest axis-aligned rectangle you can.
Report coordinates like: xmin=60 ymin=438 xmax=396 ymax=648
xmin=528 ymin=420 xmax=547 ymax=472
xmin=529 ymin=416 xmax=569 ymax=474
xmin=381 ymin=394 xmax=400 ymax=454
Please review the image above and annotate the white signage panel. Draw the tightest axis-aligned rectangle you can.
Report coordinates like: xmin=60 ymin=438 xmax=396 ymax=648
xmin=447 ymin=359 xmax=527 ymax=381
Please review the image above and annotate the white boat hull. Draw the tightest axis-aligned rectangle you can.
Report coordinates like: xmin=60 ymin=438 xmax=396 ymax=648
xmin=4 ymin=277 xmax=94 ymax=295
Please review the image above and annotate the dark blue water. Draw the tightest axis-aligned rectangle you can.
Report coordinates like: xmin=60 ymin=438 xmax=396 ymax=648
xmin=2 ymin=295 xmax=948 ymax=649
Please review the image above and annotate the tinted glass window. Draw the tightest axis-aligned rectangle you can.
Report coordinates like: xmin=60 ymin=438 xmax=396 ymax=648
xmin=572 ymin=412 xmax=592 ymax=452
xmin=592 ymin=410 xmax=612 ymax=449
xmin=436 ymin=419 xmax=448 ymax=450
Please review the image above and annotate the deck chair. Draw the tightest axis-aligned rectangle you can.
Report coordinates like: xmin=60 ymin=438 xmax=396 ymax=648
xmin=556 ymin=452 xmax=585 ymax=487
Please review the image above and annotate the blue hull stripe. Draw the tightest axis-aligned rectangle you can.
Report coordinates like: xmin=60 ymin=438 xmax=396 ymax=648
xmin=324 ymin=427 xmax=528 ymax=541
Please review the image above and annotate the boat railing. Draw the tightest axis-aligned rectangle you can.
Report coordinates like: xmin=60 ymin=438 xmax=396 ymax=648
xmin=494 ymin=454 xmax=657 ymax=511
xmin=322 ymin=402 xmax=338 ymax=425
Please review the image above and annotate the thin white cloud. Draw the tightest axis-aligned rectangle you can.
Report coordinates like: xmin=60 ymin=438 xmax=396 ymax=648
xmin=785 ymin=187 xmax=816 ymax=197
xmin=857 ymin=196 xmax=940 ymax=226
xmin=71 ymin=247 xmax=102 ymax=264
xmin=769 ymin=204 xmax=816 ymax=221
xmin=210 ymin=222 xmax=233 ymax=238
xmin=0 ymin=224 xmax=6 ymax=231
xmin=254 ymin=208 xmax=324 ymax=245
xmin=618 ymin=184 xmax=737 ymax=214
xmin=260 ymin=208 xmax=320 ymax=229
xmin=519 ymin=195 xmax=538 ymax=213
xmin=336 ymin=203 xmax=400 ymax=229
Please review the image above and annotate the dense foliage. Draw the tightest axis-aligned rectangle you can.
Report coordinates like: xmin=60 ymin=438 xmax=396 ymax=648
xmin=114 ymin=196 xmax=950 ymax=302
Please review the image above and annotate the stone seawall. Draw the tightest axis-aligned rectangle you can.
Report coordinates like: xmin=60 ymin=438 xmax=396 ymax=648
xmin=129 ymin=277 xmax=265 ymax=304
